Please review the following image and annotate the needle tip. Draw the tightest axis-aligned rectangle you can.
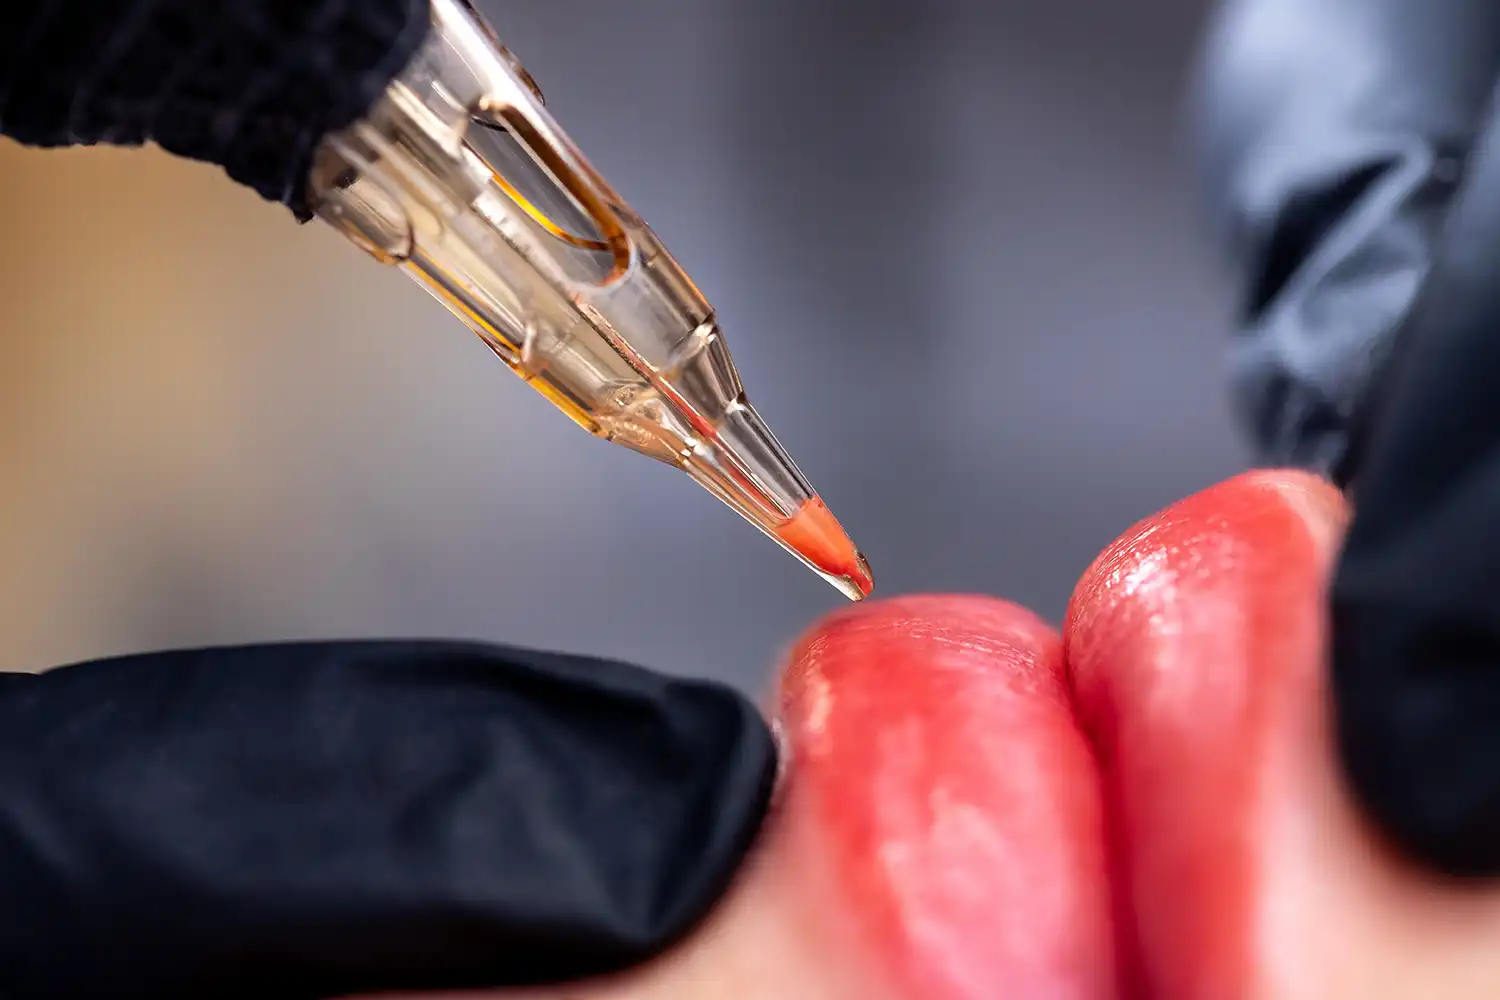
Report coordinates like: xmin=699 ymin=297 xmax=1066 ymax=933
xmin=775 ymin=496 xmax=873 ymax=600
xmin=848 ymin=550 xmax=874 ymax=600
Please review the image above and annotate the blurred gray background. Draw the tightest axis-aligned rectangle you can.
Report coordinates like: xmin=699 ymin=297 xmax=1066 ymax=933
xmin=0 ymin=0 xmax=1242 ymax=691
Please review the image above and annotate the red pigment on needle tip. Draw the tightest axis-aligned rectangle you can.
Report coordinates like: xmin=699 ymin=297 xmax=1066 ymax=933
xmin=775 ymin=496 xmax=873 ymax=597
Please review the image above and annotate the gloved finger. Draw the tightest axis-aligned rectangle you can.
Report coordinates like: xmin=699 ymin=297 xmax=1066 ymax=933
xmin=0 ymin=640 xmax=775 ymax=999
xmin=1189 ymin=0 xmax=1500 ymax=479
xmin=1068 ymin=469 xmax=1500 ymax=1000
xmin=0 ymin=0 xmax=429 ymax=216
xmin=1330 ymin=70 xmax=1500 ymax=878
xmin=378 ymin=596 xmax=1116 ymax=1000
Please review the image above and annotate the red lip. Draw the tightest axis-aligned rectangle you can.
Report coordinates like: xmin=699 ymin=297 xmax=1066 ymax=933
xmin=777 ymin=595 xmax=1117 ymax=1000
xmin=774 ymin=471 xmax=1345 ymax=1000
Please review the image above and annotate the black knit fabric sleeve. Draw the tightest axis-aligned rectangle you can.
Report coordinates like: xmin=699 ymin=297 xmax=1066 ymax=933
xmin=0 ymin=0 xmax=431 ymax=219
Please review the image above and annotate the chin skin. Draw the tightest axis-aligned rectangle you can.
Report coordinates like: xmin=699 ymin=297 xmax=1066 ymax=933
xmin=378 ymin=470 xmax=1500 ymax=1000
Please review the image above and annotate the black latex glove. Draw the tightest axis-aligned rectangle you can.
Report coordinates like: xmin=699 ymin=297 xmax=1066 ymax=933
xmin=1192 ymin=0 xmax=1500 ymax=876
xmin=0 ymin=0 xmax=431 ymax=217
xmin=0 ymin=641 xmax=776 ymax=998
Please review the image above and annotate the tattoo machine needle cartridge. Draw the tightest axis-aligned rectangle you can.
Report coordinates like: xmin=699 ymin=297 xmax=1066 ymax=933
xmin=306 ymin=0 xmax=871 ymax=600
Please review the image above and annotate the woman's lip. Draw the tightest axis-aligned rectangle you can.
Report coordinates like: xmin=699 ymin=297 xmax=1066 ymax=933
xmin=1063 ymin=469 xmax=1345 ymax=1000
xmin=771 ymin=472 xmax=1348 ymax=1000
xmin=775 ymin=595 xmax=1118 ymax=1000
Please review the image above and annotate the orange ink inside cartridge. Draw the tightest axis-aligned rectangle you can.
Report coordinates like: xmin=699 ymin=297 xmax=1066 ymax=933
xmin=776 ymin=496 xmax=874 ymax=598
